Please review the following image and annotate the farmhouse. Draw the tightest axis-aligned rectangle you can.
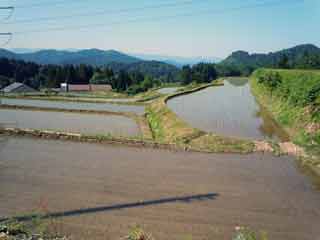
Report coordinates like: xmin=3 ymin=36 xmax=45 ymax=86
xmin=60 ymin=83 xmax=112 ymax=92
xmin=1 ymin=82 xmax=37 ymax=93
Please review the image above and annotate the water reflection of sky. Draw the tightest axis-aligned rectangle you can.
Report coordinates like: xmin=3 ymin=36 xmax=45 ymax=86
xmin=168 ymin=78 xmax=289 ymax=141
xmin=0 ymin=109 xmax=140 ymax=137
xmin=0 ymin=98 xmax=145 ymax=114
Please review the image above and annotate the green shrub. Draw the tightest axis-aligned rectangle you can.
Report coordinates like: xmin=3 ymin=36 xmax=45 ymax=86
xmin=252 ymin=69 xmax=320 ymax=156
xmin=233 ymin=227 xmax=268 ymax=240
xmin=257 ymin=71 xmax=282 ymax=91
xmin=127 ymin=227 xmax=153 ymax=240
xmin=253 ymin=69 xmax=320 ymax=114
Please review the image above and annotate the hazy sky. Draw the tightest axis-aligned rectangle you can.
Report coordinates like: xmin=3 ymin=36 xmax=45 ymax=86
xmin=1 ymin=0 xmax=319 ymax=58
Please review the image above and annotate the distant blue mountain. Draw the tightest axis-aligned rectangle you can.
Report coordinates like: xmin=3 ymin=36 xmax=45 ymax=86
xmin=131 ymin=53 xmax=221 ymax=67
xmin=5 ymin=48 xmax=221 ymax=67
xmin=9 ymin=48 xmax=43 ymax=54
xmin=1 ymin=48 xmax=141 ymax=66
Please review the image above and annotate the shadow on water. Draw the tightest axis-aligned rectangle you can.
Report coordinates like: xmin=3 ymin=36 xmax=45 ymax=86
xmin=0 ymin=193 xmax=218 ymax=222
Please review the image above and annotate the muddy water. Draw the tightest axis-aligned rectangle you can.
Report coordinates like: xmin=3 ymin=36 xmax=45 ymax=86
xmin=0 ymin=98 xmax=145 ymax=115
xmin=167 ymin=79 xmax=289 ymax=141
xmin=0 ymin=109 xmax=140 ymax=137
xmin=0 ymin=136 xmax=319 ymax=240
xmin=157 ymin=87 xmax=179 ymax=95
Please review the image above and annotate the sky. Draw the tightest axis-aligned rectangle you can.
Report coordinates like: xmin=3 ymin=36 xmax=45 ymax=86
xmin=0 ymin=0 xmax=319 ymax=58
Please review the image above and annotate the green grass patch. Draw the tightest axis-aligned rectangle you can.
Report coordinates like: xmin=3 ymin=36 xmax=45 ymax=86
xmin=146 ymin=97 xmax=199 ymax=144
xmin=190 ymin=134 xmax=254 ymax=153
xmin=251 ymin=68 xmax=320 ymax=159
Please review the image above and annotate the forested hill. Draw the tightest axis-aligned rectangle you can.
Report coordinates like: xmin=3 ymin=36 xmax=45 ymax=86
xmin=221 ymin=44 xmax=320 ymax=70
xmin=105 ymin=61 xmax=180 ymax=82
xmin=0 ymin=48 xmax=180 ymax=81
xmin=0 ymin=48 xmax=140 ymax=65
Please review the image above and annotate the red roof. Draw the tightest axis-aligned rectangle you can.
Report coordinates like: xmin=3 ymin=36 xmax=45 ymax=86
xmin=68 ymin=84 xmax=91 ymax=91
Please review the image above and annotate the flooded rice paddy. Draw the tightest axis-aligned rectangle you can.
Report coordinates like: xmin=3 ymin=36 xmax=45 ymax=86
xmin=0 ymin=98 xmax=145 ymax=115
xmin=0 ymin=136 xmax=319 ymax=240
xmin=157 ymin=87 xmax=179 ymax=95
xmin=168 ymin=78 xmax=289 ymax=141
xmin=0 ymin=109 xmax=140 ymax=137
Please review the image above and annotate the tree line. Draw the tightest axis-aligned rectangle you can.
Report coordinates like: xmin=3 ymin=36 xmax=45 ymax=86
xmin=0 ymin=58 xmax=161 ymax=94
xmin=0 ymin=57 xmax=221 ymax=93
xmin=276 ymin=52 xmax=320 ymax=70
xmin=2 ymin=50 xmax=318 ymax=93
xmin=180 ymin=63 xmax=218 ymax=85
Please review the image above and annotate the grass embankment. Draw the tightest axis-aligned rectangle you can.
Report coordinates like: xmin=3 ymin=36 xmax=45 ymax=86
xmin=1 ymin=94 xmax=146 ymax=106
xmin=146 ymin=81 xmax=254 ymax=153
xmin=0 ymin=221 xmax=265 ymax=240
xmin=134 ymin=89 xmax=163 ymax=103
xmin=1 ymin=85 xmax=173 ymax=105
xmin=132 ymin=83 xmax=182 ymax=103
xmin=4 ymin=90 xmax=128 ymax=99
xmin=251 ymin=69 xmax=320 ymax=170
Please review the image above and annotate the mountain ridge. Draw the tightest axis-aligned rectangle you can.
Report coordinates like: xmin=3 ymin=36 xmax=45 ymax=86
xmin=130 ymin=53 xmax=221 ymax=67
xmin=7 ymin=48 xmax=222 ymax=67
xmin=222 ymin=44 xmax=320 ymax=68
xmin=0 ymin=48 xmax=180 ymax=81
xmin=0 ymin=48 xmax=141 ymax=66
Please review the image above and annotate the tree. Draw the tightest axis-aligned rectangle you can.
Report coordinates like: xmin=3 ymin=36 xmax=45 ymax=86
xmin=130 ymin=71 xmax=144 ymax=85
xmin=113 ymin=70 xmax=132 ymax=92
xmin=181 ymin=65 xmax=192 ymax=85
xmin=0 ymin=75 xmax=11 ymax=88
xmin=193 ymin=63 xmax=217 ymax=83
xmin=141 ymin=76 xmax=153 ymax=90
xmin=78 ymin=64 xmax=93 ymax=84
xmin=297 ymin=51 xmax=320 ymax=69
xmin=278 ymin=54 xmax=290 ymax=69
xmin=65 ymin=65 xmax=77 ymax=84
xmin=47 ymin=66 xmax=58 ymax=88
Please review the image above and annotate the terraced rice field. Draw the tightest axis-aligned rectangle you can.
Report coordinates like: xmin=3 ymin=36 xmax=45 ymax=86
xmin=0 ymin=136 xmax=319 ymax=240
xmin=0 ymin=109 xmax=140 ymax=137
xmin=167 ymin=78 xmax=289 ymax=141
xmin=0 ymin=98 xmax=145 ymax=115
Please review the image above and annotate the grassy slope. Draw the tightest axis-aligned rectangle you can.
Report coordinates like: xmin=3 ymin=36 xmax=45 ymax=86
xmin=146 ymin=95 xmax=201 ymax=144
xmin=251 ymin=69 xmax=320 ymax=159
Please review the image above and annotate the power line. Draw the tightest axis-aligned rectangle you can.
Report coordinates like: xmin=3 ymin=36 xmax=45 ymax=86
xmin=0 ymin=6 xmax=14 ymax=20
xmin=4 ymin=0 xmax=202 ymax=25
xmin=0 ymin=7 xmax=14 ymax=10
xmin=0 ymin=7 xmax=13 ymax=46
xmin=13 ymin=0 xmax=88 ymax=9
xmin=0 ymin=33 xmax=12 ymax=47
xmin=13 ymin=0 xmax=303 ymax=36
